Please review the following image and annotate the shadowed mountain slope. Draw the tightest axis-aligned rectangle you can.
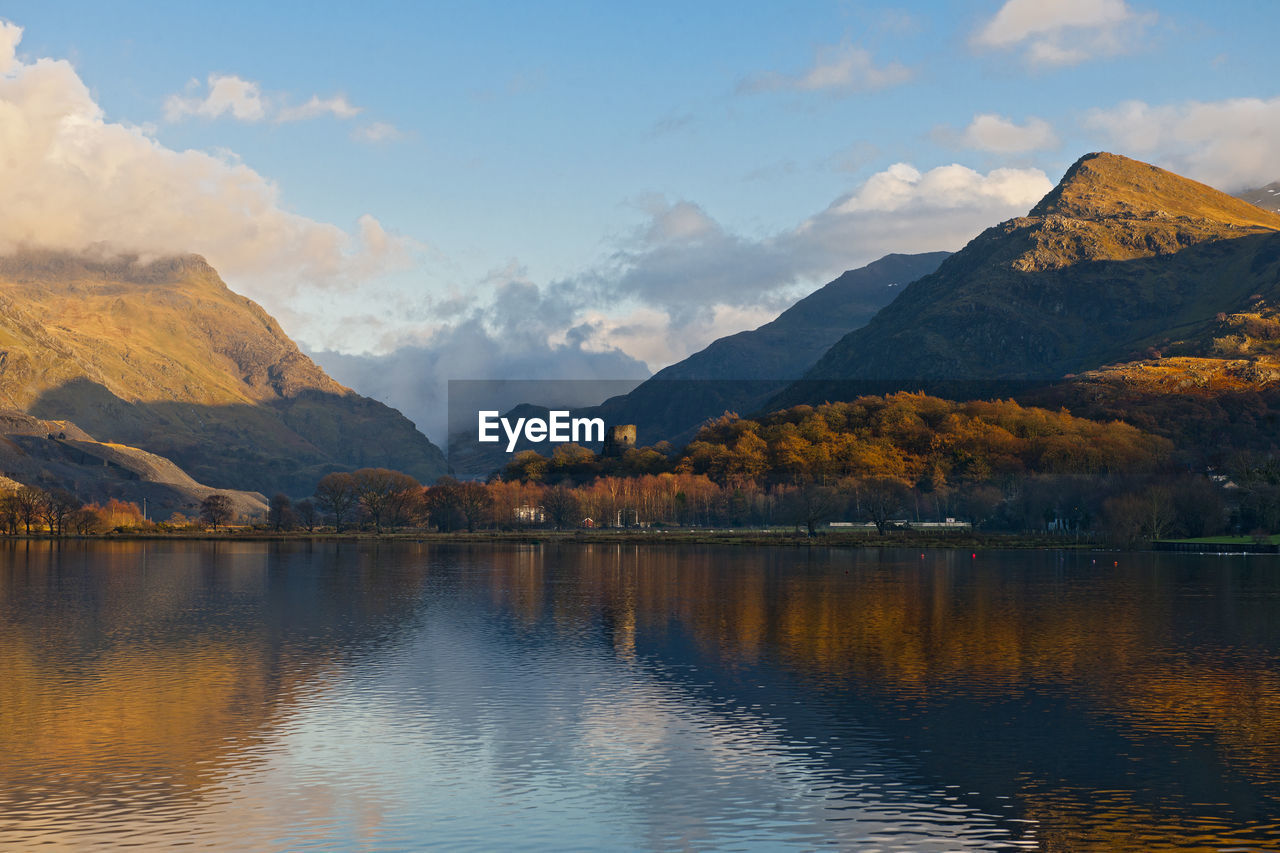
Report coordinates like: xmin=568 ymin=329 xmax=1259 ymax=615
xmin=652 ymin=252 xmax=950 ymax=382
xmin=0 ymin=410 xmax=267 ymax=518
xmin=0 ymin=251 xmax=446 ymax=495
xmin=777 ymin=153 xmax=1280 ymax=406
xmin=587 ymin=252 xmax=949 ymax=447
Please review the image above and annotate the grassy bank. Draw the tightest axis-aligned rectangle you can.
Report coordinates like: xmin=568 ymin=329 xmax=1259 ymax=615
xmin=32 ymin=528 xmax=1103 ymax=549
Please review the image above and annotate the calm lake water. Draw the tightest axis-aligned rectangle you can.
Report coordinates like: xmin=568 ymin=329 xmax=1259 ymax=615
xmin=0 ymin=541 xmax=1277 ymax=851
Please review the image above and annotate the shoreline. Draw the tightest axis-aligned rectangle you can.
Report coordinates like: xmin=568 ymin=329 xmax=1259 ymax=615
xmin=0 ymin=528 xmax=1118 ymax=549
xmin=6 ymin=529 xmax=1279 ymax=553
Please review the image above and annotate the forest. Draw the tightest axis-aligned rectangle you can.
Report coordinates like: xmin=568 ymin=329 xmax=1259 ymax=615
xmin=7 ymin=393 xmax=1278 ymax=546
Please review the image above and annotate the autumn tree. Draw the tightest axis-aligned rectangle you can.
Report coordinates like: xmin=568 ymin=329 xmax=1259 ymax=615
xmin=315 ymin=472 xmax=360 ymax=532
xmin=94 ymin=499 xmax=147 ymax=530
xmin=457 ymin=482 xmax=494 ymax=531
xmin=485 ymin=478 xmax=544 ymax=528
xmin=200 ymin=494 xmax=235 ymax=531
xmin=726 ymin=431 xmax=768 ymax=488
xmin=353 ymin=468 xmax=421 ymax=532
xmin=424 ymin=477 xmax=464 ymax=531
xmin=503 ymin=450 xmax=549 ymax=483
xmin=71 ymin=507 xmax=102 ymax=535
xmin=678 ymin=394 xmax=1169 ymax=491
xmin=549 ymin=443 xmax=599 ymax=483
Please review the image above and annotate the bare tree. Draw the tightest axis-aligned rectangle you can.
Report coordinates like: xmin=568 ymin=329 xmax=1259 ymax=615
xmin=0 ymin=493 xmax=20 ymax=536
xmin=543 ymin=485 xmax=580 ymax=530
xmin=42 ymin=489 xmax=81 ymax=537
xmin=315 ymin=472 xmax=359 ymax=532
xmin=295 ymin=499 xmax=318 ymax=532
xmin=268 ymin=493 xmax=295 ymax=531
xmin=15 ymin=486 xmax=45 ymax=535
xmin=200 ymin=494 xmax=235 ymax=531
xmin=787 ymin=482 xmax=842 ymax=536
xmin=861 ymin=477 xmax=908 ymax=535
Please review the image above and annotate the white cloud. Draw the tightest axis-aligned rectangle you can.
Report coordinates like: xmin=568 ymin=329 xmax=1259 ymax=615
xmin=954 ymin=113 xmax=1058 ymax=153
xmin=829 ymin=162 xmax=1049 ymax=214
xmin=740 ymin=43 xmax=912 ymax=95
xmin=352 ymin=121 xmax=403 ymax=143
xmin=972 ymin=0 xmax=1156 ymax=67
xmin=0 ymin=20 xmax=21 ymax=74
xmin=1085 ymin=96 xmax=1280 ymax=189
xmin=0 ymin=23 xmax=410 ymax=306
xmin=592 ymin=162 xmax=1050 ymax=352
xmin=165 ymin=73 xmax=363 ymax=124
xmin=165 ymin=74 xmax=265 ymax=122
xmin=311 ymin=159 xmax=1051 ymax=433
xmin=559 ymin=303 xmax=780 ymax=373
xmin=609 ymin=161 xmax=1050 ymax=313
xmin=276 ymin=93 xmax=361 ymax=123
xmin=310 ymin=268 xmax=651 ymax=441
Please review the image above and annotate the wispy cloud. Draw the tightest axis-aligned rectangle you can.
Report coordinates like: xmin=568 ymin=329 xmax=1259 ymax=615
xmin=650 ymin=112 xmax=696 ymax=137
xmin=971 ymin=0 xmax=1156 ymax=67
xmin=165 ymin=73 xmax=364 ymax=124
xmin=164 ymin=74 xmax=266 ymax=122
xmin=276 ymin=94 xmax=361 ymax=122
xmin=739 ymin=43 xmax=912 ymax=96
xmin=352 ymin=121 xmax=404 ymax=143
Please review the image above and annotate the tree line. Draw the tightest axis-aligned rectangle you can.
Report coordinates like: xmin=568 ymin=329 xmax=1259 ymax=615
xmin=3 ymin=392 xmax=1275 ymax=545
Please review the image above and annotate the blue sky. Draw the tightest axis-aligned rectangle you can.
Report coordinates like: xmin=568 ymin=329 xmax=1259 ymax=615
xmin=1 ymin=1 xmax=1278 ymax=436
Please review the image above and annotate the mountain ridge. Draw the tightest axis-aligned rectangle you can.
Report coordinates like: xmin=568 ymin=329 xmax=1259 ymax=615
xmin=583 ymin=252 xmax=950 ymax=450
xmin=780 ymin=153 xmax=1280 ymax=403
xmin=0 ymin=249 xmax=447 ymax=495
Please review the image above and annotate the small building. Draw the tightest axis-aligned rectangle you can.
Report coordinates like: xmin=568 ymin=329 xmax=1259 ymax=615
xmin=601 ymin=424 xmax=637 ymax=458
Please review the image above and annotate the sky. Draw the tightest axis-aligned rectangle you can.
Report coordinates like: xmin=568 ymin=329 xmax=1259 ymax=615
xmin=1 ymin=1 xmax=1279 ymax=439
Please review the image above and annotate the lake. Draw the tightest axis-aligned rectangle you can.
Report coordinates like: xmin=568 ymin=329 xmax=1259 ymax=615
xmin=0 ymin=541 xmax=1277 ymax=851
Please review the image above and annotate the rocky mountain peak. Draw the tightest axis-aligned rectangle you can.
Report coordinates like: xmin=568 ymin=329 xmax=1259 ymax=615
xmin=1029 ymin=152 xmax=1280 ymax=230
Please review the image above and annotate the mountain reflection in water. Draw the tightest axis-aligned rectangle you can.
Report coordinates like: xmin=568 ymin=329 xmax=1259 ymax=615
xmin=0 ymin=541 xmax=1276 ymax=851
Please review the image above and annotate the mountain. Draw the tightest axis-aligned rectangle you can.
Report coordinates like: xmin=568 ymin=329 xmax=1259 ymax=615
xmin=0 ymin=411 xmax=267 ymax=519
xmin=583 ymin=252 xmax=949 ymax=448
xmin=778 ymin=153 xmax=1280 ymax=407
xmin=0 ymin=250 xmax=447 ymax=496
xmin=650 ymin=252 xmax=950 ymax=382
xmin=1237 ymin=181 xmax=1280 ymax=214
